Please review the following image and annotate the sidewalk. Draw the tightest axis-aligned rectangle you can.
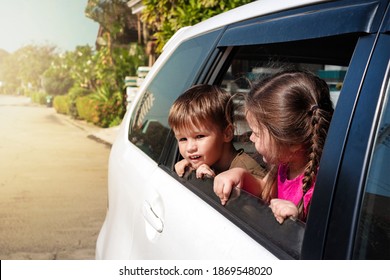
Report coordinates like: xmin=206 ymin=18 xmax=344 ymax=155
xmin=56 ymin=112 xmax=119 ymax=147
xmin=88 ymin=125 xmax=119 ymax=147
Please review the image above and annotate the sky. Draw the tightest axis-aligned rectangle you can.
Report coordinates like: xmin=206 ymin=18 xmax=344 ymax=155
xmin=0 ymin=0 xmax=99 ymax=53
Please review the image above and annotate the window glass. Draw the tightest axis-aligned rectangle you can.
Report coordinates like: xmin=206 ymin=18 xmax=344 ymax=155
xmin=353 ymin=77 xmax=390 ymax=259
xmin=128 ymin=30 xmax=221 ymax=162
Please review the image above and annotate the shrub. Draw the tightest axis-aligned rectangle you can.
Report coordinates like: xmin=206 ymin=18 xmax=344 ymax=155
xmin=90 ymin=85 xmax=126 ymax=128
xmin=53 ymin=95 xmax=70 ymax=114
xmin=97 ymin=97 xmax=125 ymax=127
xmin=76 ymin=95 xmax=100 ymax=125
xmin=68 ymin=86 xmax=92 ymax=119
xmin=30 ymin=91 xmax=47 ymax=105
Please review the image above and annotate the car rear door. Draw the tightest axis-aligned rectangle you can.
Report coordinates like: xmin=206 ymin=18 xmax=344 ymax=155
xmin=97 ymin=0 xmax=390 ymax=260
xmin=303 ymin=4 xmax=390 ymax=259
xmin=133 ymin=0 xmax=389 ymax=259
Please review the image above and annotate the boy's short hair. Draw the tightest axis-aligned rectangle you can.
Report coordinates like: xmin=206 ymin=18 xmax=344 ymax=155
xmin=168 ymin=84 xmax=233 ymax=132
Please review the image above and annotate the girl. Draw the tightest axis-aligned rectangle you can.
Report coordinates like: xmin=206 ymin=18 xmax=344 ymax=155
xmin=213 ymin=70 xmax=334 ymax=223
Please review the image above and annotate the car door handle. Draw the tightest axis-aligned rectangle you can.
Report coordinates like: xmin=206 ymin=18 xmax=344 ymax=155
xmin=142 ymin=201 xmax=164 ymax=233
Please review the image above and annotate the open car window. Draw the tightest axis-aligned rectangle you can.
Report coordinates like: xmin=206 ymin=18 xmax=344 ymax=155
xmin=215 ymin=34 xmax=356 ymax=175
xmin=164 ymin=32 xmax=359 ymax=259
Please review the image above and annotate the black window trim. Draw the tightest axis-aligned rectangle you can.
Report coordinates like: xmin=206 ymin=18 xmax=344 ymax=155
xmin=218 ymin=0 xmax=388 ymax=48
xmin=321 ymin=34 xmax=390 ymax=259
xmin=302 ymin=34 xmax=380 ymax=259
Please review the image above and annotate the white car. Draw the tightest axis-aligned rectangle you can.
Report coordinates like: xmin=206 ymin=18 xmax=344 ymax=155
xmin=96 ymin=0 xmax=390 ymax=259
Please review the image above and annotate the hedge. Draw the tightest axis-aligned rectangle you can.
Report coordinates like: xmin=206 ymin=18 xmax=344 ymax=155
xmin=76 ymin=95 xmax=100 ymax=125
xmin=53 ymin=95 xmax=70 ymax=115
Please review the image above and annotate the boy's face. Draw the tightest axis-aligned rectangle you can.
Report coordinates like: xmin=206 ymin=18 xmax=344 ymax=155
xmin=174 ymin=122 xmax=228 ymax=170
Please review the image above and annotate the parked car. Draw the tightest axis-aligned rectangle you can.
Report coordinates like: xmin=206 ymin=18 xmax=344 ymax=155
xmin=96 ymin=0 xmax=390 ymax=259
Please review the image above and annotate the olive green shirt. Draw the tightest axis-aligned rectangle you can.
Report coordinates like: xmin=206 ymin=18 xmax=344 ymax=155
xmin=230 ymin=149 xmax=267 ymax=179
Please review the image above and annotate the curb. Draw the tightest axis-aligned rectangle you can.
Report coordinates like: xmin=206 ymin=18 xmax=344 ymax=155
xmin=87 ymin=134 xmax=114 ymax=148
xmin=53 ymin=110 xmax=118 ymax=147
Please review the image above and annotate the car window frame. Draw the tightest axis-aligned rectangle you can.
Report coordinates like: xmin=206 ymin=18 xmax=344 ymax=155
xmin=217 ymin=0 xmax=387 ymax=48
xmin=353 ymin=68 xmax=390 ymax=259
xmin=319 ymin=33 xmax=390 ymax=259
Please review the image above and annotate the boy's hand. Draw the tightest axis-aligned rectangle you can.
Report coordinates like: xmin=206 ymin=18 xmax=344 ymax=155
xmin=196 ymin=164 xmax=216 ymax=179
xmin=269 ymin=198 xmax=298 ymax=224
xmin=174 ymin=159 xmax=191 ymax=177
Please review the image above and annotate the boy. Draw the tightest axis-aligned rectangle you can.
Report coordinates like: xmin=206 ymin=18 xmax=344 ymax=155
xmin=168 ymin=84 xmax=266 ymax=179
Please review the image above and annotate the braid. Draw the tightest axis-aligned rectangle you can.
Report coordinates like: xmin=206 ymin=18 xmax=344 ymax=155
xmin=301 ymin=74 xmax=333 ymax=194
xmin=299 ymin=74 xmax=333 ymax=219
xmin=302 ymin=109 xmax=324 ymax=193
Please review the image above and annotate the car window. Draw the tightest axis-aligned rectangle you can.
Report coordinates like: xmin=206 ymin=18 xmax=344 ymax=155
xmin=128 ymin=30 xmax=222 ymax=162
xmin=218 ymin=35 xmax=355 ymax=157
xmin=353 ymin=75 xmax=390 ymax=259
xmin=219 ymin=37 xmax=352 ymax=107
xmin=174 ymin=33 xmax=360 ymax=259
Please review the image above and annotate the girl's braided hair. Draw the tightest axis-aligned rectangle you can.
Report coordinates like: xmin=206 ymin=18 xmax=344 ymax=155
xmin=246 ymin=70 xmax=334 ymax=217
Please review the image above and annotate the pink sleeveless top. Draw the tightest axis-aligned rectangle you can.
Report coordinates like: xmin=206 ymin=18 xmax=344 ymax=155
xmin=277 ymin=164 xmax=315 ymax=218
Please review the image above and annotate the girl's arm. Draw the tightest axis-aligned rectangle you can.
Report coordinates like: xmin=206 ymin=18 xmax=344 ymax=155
xmin=213 ymin=168 xmax=264 ymax=205
xmin=269 ymin=199 xmax=298 ymax=224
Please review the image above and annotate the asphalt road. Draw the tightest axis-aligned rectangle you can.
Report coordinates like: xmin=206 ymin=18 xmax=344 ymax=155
xmin=0 ymin=95 xmax=110 ymax=260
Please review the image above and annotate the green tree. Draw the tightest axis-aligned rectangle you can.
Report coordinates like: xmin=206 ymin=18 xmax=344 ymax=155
xmin=42 ymin=56 xmax=74 ymax=96
xmin=16 ymin=45 xmax=57 ymax=92
xmin=0 ymin=45 xmax=56 ymax=94
xmin=85 ymin=0 xmax=137 ymax=65
xmin=0 ymin=48 xmax=8 ymax=62
xmin=0 ymin=49 xmax=13 ymax=94
xmin=85 ymin=0 xmax=146 ymax=92
xmin=91 ymin=43 xmax=146 ymax=126
xmin=141 ymin=0 xmax=254 ymax=53
xmin=63 ymin=45 xmax=97 ymax=90
xmin=85 ymin=0 xmax=134 ymax=44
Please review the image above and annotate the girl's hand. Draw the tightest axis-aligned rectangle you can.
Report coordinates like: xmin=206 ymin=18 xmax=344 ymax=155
xmin=174 ymin=159 xmax=191 ymax=177
xmin=269 ymin=198 xmax=298 ymax=224
xmin=196 ymin=164 xmax=216 ymax=179
xmin=213 ymin=168 xmax=246 ymax=206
